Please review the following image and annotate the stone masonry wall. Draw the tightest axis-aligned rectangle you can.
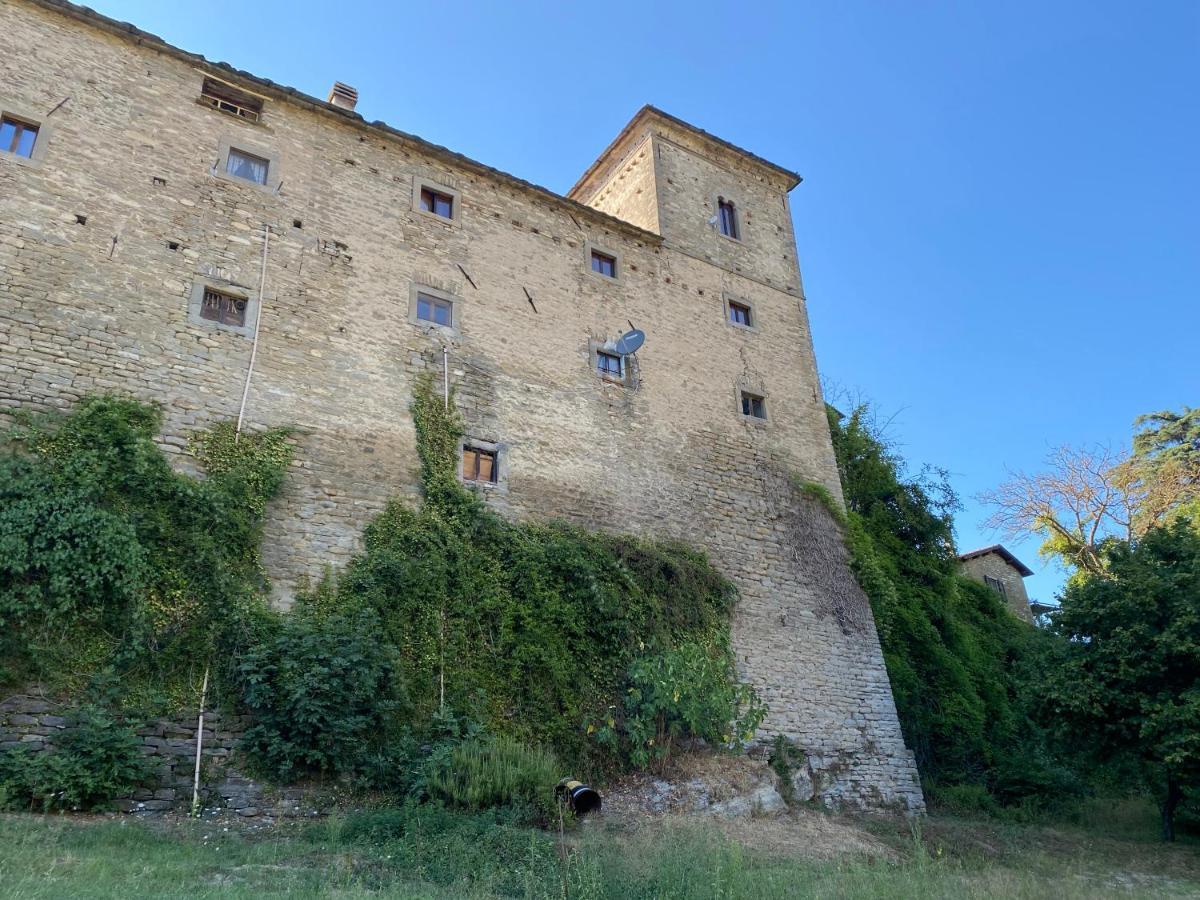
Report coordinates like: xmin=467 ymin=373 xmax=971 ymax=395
xmin=0 ymin=691 xmax=323 ymax=818
xmin=0 ymin=0 xmax=922 ymax=811
xmin=961 ymin=553 xmax=1034 ymax=624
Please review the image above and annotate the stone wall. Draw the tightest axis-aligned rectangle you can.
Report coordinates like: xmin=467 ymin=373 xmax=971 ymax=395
xmin=960 ymin=553 xmax=1034 ymax=624
xmin=0 ymin=691 xmax=324 ymax=817
xmin=0 ymin=0 xmax=923 ymax=810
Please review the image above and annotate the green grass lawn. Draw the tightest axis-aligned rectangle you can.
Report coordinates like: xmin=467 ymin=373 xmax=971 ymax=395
xmin=1 ymin=799 xmax=1197 ymax=899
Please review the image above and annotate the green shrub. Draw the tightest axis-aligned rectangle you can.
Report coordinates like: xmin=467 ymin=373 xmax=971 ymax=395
xmin=0 ymin=396 xmax=292 ymax=706
xmin=239 ymin=604 xmax=406 ymax=782
xmin=0 ymin=705 xmax=151 ymax=811
xmin=598 ymin=641 xmax=766 ymax=771
xmin=422 ymin=736 xmax=561 ymax=823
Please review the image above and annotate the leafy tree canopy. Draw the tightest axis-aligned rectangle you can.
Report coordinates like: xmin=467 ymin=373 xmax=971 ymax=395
xmin=1046 ymin=520 xmax=1200 ymax=840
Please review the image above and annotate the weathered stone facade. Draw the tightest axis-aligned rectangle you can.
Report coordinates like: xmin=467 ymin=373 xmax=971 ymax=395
xmin=959 ymin=546 xmax=1035 ymax=624
xmin=0 ymin=0 xmax=923 ymax=810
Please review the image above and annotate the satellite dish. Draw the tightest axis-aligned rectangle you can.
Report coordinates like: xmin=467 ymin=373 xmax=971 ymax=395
xmin=613 ymin=329 xmax=645 ymax=355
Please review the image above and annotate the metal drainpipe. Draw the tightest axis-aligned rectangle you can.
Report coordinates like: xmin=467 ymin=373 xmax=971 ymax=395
xmin=235 ymin=224 xmax=271 ymax=439
xmin=442 ymin=345 xmax=449 ymax=410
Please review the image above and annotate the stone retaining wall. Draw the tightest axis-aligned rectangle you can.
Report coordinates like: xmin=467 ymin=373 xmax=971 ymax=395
xmin=0 ymin=691 xmax=324 ymax=818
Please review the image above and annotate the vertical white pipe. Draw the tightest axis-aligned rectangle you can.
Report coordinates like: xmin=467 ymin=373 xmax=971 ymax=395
xmin=236 ymin=224 xmax=271 ymax=439
xmin=191 ymin=665 xmax=209 ymax=817
xmin=442 ymin=345 xmax=449 ymax=410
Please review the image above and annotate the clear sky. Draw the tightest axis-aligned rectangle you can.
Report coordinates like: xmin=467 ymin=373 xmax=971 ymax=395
xmin=91 ymin=0 xmax=1198 ymax=604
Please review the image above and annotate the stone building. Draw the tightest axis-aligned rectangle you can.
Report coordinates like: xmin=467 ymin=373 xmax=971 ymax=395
xmin=959 ymin=545 xmax=1036 ymax=624
xmin=0 ymin=0 xmax=923 ymax=810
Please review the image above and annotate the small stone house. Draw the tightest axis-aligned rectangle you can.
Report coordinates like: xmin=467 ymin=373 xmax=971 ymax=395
xmin=958 ymin=545 xmax=1035 ymax=624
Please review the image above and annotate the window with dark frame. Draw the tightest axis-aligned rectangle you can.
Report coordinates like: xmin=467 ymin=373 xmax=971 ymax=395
xmin=983 ymin=575 xmax=1008 ymax=598
xmin=728 ymin=300 xmax=753 ymax=327
xmin=415 ymin=292 xmax=453 ymax=327
xmin=596 ymin=350 xmax=624 ymax=380
xmin=718 ymin=198 xmax=739 ymax=239
xmin=462 ymin=446 xmax=498 ymax=484
xmin=590 ymin=249 xmax=617 ymax=278
xmin=741 ymin=391 xmax=766 ymax=419
xmin=199 ymin=287 xmax=247 ymax=327
xmin=419 ymin=186 xmax=454 ymax=219
xmin=1 ymin=116 xmax=38 ymax=158
xmin=200 ymin=78 xmax=263 ymax=122
xmin=225 ymin=147 xmax=269 ymax=185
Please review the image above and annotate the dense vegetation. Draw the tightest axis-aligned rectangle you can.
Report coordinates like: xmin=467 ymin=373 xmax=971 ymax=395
xmin=0 ymin=388 xmax=761 ymax=812
xmin=825 ymin=406 xmax=1073 ymax=807
xmin=252 ymin=376 xmax=764 ymax=785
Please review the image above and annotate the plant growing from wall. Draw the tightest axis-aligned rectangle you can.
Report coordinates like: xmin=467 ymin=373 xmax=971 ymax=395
xmin=0 ymin=395 xmax=293 ymax=707
xmin=292 ymin=375 xmax=761 ymax=777
xmin=0 ymin=705 xmax=151 ymax=811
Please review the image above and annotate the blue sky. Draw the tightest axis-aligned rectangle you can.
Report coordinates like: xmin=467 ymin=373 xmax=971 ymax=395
xmin=93 ymin=0 xmax=1198 ymax=604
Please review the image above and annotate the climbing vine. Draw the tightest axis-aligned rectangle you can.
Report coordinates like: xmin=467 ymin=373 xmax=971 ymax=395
xmin=282 ymin=375 xmax=762 ymax=777
xmin=0 ymin=396 xmax=292 ymax=708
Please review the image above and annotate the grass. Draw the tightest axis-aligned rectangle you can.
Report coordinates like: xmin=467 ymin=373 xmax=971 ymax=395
xmin=0 ymin=798 xmax=1198 ymax=899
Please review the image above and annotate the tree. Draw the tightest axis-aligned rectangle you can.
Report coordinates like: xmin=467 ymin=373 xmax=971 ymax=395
xmin=1045 ymin=521 xmax=1200 ymax=841
xmin=981 ymin=406 xmax=1199 ymax=576
xmin=1130 ymin=407 xmax=1200 ymax=531
xmin=980 ymin=445 xmax=1139 ymax=576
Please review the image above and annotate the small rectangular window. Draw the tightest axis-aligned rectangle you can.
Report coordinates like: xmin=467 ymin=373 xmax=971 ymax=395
xmin=420 ymin=187 xmax=454 ymax=219
xmin=416 ymin=292 xmax=453 ymax=327
xmin=984 ymin=575 xmax=1008 ymax=598
xmin=463 ymin=446 xmax=498 ymax=484
xmin=741 ymin=391 xmax=766 ymax=419
xmin=718 ymin=198 xmax=739 ymax=240
xmin=226 ymin=147 xmax=269 ymax=185
xmin=591 ymin=250 xmax=617 ymax=278
xmin=596 ymin=350 xmax=624 ymax=380
xmin=199 ymin=288 xmax=247 ymax=327
xmin=1 ymin=116 xmax=38 ymax=158
xmin=200 ymin=78 xmax=263 ymax=122
xmin=728 ymin=300 xmax=752 ymax=327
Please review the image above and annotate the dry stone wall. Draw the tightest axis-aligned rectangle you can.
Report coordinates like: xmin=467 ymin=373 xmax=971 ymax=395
xmin=0 ymin=0 xmax=922 ymax=811
xmin=0 ymin=692 xmax=323 ymax=818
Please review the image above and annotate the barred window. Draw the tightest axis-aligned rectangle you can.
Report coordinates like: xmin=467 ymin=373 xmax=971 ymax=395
xmin=596 ymin=350 xmax=623 ymax=380
xmin=200 ymin=288 xmax=247 ymax=327
xmin=983 ymin=575 xmax=1008 ymax=598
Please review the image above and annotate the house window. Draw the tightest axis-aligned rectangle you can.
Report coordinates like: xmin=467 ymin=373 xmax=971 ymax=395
xmin=420 ymin=187 xmax=454 ymax=219
xmin=591 ymin=249 xmax=617 ymax=278
xmin=983 ymin=575 xmax=1008 ymax=598
xmin=200 ymin=78 xmax=263 ymax=123
xmin=226 ymin=147 xmax=269 ymax=185
xmin=596 ymin=350 xmax=624 ymax=380
xmin=728 ymin=300 xmax=753 ymax=327
xmin=199 ymin=288 xmax=247 ymax=327
xmin=462 ymin=446 xmax=498 ymax=484
xmin=416 ymin=292 xmax=453 ymax=327
xmin=718 ymin=198 xmax=739 ymax=240
xmin=741 ymin=391 xmax=766 ymax=419
xmin=1 ymin=115 xmax=38 ymax=158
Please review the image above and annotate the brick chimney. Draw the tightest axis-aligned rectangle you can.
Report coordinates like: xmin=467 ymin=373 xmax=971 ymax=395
xmin=327 ymin=82 xmax=358 ymax=111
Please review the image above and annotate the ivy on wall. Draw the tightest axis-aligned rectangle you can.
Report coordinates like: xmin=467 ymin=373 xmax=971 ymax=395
xmin=286 ymin=375 xmax=763 ymax=776
xmin=0 ymin=396 xmax=292 ymax=709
